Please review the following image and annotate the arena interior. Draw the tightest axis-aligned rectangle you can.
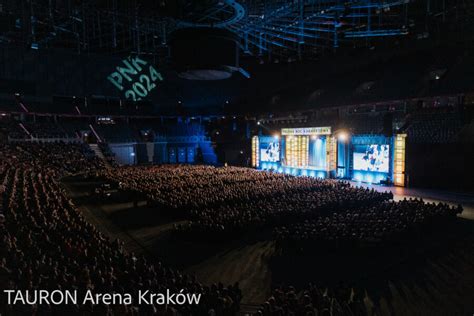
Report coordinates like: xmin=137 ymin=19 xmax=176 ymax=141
xmin=1 ymin=0 xmax=474 ymax=315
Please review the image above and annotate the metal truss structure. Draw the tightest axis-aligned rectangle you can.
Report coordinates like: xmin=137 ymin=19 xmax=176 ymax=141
xmin=228 ymin=0 xmax=410 ymax=57
xmin=177 ymin=0 xmax=246 ymax=28
xmin=0 ymin=0 xmax=472 ymax=59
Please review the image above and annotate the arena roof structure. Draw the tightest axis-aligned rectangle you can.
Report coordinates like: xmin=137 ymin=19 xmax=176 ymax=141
xmin=1 ymin=0 xmax=473 ymax=57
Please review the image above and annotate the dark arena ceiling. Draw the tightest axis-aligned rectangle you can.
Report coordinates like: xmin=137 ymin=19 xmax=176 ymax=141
xmin=1 ymin=0 xmax=473 ymax=57
xmin=0 ymin=0 xmax=473 ymax=114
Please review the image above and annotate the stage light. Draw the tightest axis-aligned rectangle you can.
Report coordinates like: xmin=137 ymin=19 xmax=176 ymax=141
xmin=257 ymin=121 xmax=261 ymax=125
xmin=354 ymin=173 xmax=363 ymax=182
xmin=338 ymin=132 xmax=348 ymax=142
xmin=273 ymin=134 xmax=279 ymax=140
xmin=366 ymin=173 xmax=374 ymax=184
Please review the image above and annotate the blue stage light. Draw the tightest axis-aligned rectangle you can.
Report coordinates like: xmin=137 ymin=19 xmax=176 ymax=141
xmin=366 ymin=173 xmax=374 ymax=184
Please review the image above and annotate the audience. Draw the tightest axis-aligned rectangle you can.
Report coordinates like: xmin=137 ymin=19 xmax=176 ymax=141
xmin=0 ymin=141 xmax=464 ymax=315
xmin=100 ymin=166 xmax=392 ymax=236
xmin=0 ymin=142 xmax=241 ymax=315
xmin=256 ymin=284 xmax=367 ymax=316
xmin=274 ymin=198 xmax=462 ymax=250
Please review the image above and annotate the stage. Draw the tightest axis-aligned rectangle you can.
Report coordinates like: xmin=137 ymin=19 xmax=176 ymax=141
xmin=253 ymin=127 xmax=407 ymax=186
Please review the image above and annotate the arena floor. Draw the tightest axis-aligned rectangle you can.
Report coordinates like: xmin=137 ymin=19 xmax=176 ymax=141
xmin=63 ymin=177 xmax=474 ymax=315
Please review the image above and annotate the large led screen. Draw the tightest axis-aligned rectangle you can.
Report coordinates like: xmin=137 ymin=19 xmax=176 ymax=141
xmin=353 ymin=144 xmax=390 ymax=173
xmin=260 ymin=142 xmax=280 ymax=162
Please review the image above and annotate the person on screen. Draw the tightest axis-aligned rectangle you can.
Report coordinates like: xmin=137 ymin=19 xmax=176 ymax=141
xmin=264 ymin=142 xmax=280 ymax=162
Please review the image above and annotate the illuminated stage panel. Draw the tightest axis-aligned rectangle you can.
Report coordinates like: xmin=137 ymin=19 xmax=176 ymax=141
xmin=393 ymin=134 xmax=407 ymax=186
xmin=327 ymin=136 xmax=337 ymax=173
xmin=285 ymin=136 xmax=310 ymax=167
xmin=309 ymin=136 xmax=327 ymax=169
xmin=285 ymin=136 xmax=297 ymax=166
xmin=299 ymin=136 xmax=309 ymax=167
xmin=283 ymin=127 xmax=331 ymax=169
xmin=251 ymin=136 xmax=259 ymax=167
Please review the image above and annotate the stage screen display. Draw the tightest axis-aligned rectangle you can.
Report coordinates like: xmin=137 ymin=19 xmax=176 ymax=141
xmin=260 ymin=142 xmax=280 ymax=162
xmin=353 ymin=144 xmax=390 ymax=173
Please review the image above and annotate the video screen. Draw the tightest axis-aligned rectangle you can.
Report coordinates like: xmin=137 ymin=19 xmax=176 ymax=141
xmin=260 ymin=142 xmax=280 ymax=162
xmin=353 ymin=144 xmax=389 ymax=173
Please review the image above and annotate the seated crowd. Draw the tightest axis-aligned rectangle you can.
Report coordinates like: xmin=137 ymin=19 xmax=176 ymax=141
xmin=0 ymin=142 xmax=241 ymax=315
xmin=100 ymin=166 xmax=461 ymax=250
xmin=274 ymin=198 xmax=462 ymax=249
xmin=257 ymin=284 xmax=367 ymax=316
xmin=99 ymin=166 xmax=392 ymax=235
xmin=0 ymin=141 xmax=464 ymax=315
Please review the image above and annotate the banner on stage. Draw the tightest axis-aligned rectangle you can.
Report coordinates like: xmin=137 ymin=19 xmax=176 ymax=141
xmin=281 ymin=127 xmax=331 ymax=136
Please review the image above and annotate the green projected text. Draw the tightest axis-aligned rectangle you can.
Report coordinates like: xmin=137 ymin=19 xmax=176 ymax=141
xmin=107 ymin=56 xmax=163 ymax=101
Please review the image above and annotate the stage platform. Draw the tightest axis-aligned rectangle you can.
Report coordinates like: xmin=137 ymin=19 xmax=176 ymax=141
xmin=259 ymin=163 xmax=328 ymax=178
